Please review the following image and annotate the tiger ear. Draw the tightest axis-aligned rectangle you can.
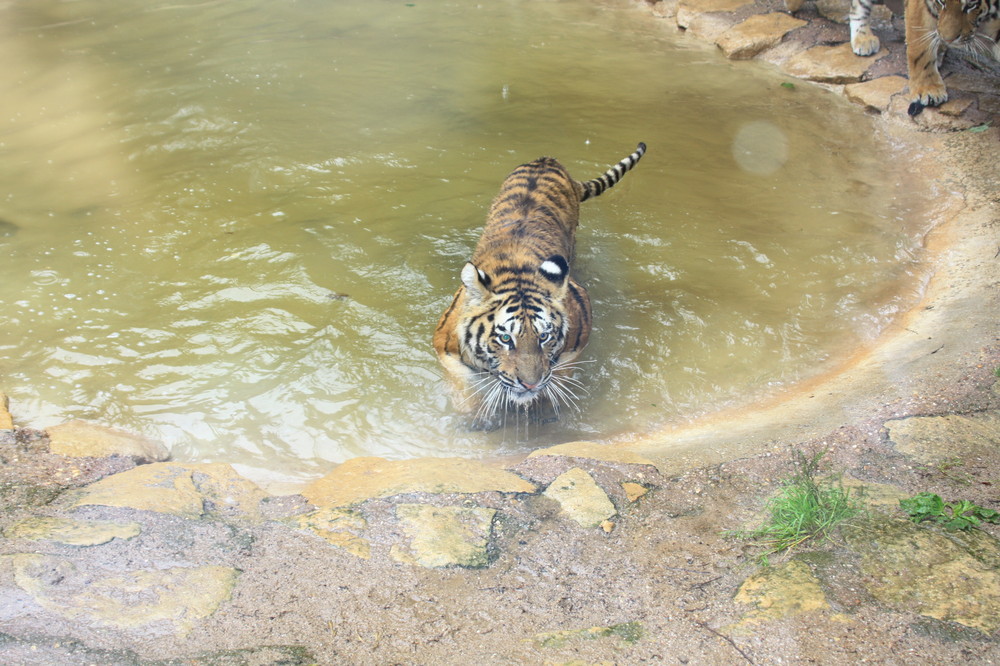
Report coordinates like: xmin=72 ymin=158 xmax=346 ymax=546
xmin=539 ymin=255 xmax=569 ymax=288
xmin=461 ymin=262 xmax=492 ymax=304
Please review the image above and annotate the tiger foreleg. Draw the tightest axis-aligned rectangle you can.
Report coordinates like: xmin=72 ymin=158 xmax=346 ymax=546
xmin=850 ymin=0 xmax=882 ymax=56
xmin=905 ymin=0 xmax=949 ymax=116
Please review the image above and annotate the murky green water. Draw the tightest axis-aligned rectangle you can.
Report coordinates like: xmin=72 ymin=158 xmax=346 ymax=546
xmin=0 ymin=0 xmax=930 ymax=485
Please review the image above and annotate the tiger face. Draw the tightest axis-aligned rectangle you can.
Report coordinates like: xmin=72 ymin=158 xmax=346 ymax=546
xmin=936 ymin=0 xmax=986 ymax=45
xmin=457 ymin=255 xmax=579 ymax=407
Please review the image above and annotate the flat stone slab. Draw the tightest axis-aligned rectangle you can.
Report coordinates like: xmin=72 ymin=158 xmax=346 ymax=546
xmin=74 ymin=462 xmax=269 ymax=520
xmin=785 ymin=43 xmax=887 ymax=84
xmin=733 ymin=558 xmax=830 ymax=628
xmin=533 ymin=622 xmax=643 ymax=648
xmin=287 ymin=507 xmax=371 ymax=559
xmin=47 ymin=420 xmax=168 ymax=463
xmin=390 ymin=504 xmax=496 ymax=568
xmin=622 ymin=482 xmax=649 ymax=503
xmin=303 ymin=456 xmax=537 ymax=508
xmin=677 ymin=0 xmax=750 ymax=40
xmin=5 ymin=553 xmax=238 ymax=636
xmin=528 ymin=441 xmax=660 ymax=471
xmin=543 ymin=467 xmax=617 ymax=528
xmin=0 ymin=392 xmax=13 ymax=430
xmin=4 ymin=516 xmax=141 ymax=546
xmin=679 ymin=0 xmax=754 ymax=13
xmin=886 ymin=411 xmax=1000 ymax=465
xmin=844 ymin=75 xmax=908 ymax=113
xmin=716 ymin=13 xmax=807 ymax=60
xmin=837 ymin=474 xmax=910 ymax=507
xmin=843 ymin=517 xmax=1000 ymax=633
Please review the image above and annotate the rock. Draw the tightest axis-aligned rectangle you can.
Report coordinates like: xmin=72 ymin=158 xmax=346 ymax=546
xmin=716 ymin=13 xmax=807 ymax=60
xmin=4 ymin=516 xmax=140 ymax=546
xmin=844 ymin=76 xmax=907 ymax=113
xmin=886 ymin=412 xmax=1000 ymax=466
xmin=836 ymin=474 xmax=909 ymax=507
xmin=185 ymin=462 xmax=270 ymax=521
xmin=679 ymin=0 xmax=754 ymax=14
xmin=528 ymin=441 xmax=660 ymax=472
xmin=895 ymin=94 xmax=984 ymax=131
xmin=303 ymin=456 xmax=537 ymax=508
xmin=533 ymin=621 xmax=643 ymax=648
xmin=73 ymin=462 xmax=269 ymax=520
xmin=842 ymin=517 xmax=1000 ymax=633
xmin=622 ymin=482 xmax=650 ymax=503
xmin=287 ymin=507 xmax=371 ymax=559
xmin=390 ymin=504 xmax=496 ymax=568
xmin=678 ymin=10 xmax=736 ymax=42
xmin=733 ymin=558 xmax=830 ymax=627
xmin=785 ymin=43 xmax=886 ymax=84
xmin=676 ymin=0 xmax=750 ymax=40
xmin=543 ymin=468 xmax=617 ymax=528
xmin=75 ymin=463 xmax=204 ymax=518
xmin=5 ymin=553 xmax=238 ymax=636
xmin=47 ymin=420 xmax=168 ymax=463
xmin=0 ymin=392 xmax=13 ymax=430
xmin=649 ymin=0 xmax=679 ymax=19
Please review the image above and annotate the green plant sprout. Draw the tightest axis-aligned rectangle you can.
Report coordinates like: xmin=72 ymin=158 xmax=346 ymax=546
xmin=931 ymin=456 xmax=973 ymax=486
xmin=899 ymin=492 xmax=1000 ymax=532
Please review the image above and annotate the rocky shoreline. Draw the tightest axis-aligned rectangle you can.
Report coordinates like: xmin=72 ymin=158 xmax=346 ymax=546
xmin=2 ymin=0 xmax=999 ymax=663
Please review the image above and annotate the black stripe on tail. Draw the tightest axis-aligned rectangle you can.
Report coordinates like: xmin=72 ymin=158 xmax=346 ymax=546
xmin=580 ymin=142 xmax=646 ymax=202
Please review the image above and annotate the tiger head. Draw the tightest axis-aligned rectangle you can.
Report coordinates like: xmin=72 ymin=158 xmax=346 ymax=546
xmin=934 ymin=0 xmax=988 ymax=47
xmin=457 ymin=254 xmax=575 ymax=406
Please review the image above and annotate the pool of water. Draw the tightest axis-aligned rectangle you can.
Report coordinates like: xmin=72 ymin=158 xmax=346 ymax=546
xmin=0 ymin=0 xmax=931 ymax=485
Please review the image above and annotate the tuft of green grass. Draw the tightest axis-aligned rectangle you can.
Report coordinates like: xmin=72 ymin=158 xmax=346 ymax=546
xmin=899 ymin=492 xmax=1000 ymax=532
xmin=727 ymin=450 xmax=863 ymax=561
xmin=930 ymin=456 xmax=973 ymax=486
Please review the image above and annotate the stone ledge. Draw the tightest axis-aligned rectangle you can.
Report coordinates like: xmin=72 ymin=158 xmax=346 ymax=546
xmin=716 ymin=12 xmax=807 ymax=60
xmin=302 ymin=456 xmax=537 ymax=508
xmin=47 ymin=420 xmax=168 ymax=464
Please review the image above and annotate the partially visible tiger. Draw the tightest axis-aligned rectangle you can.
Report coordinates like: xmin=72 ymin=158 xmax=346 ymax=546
xmin=838 ymin=0 xmax=1000 ymax=115
xmin=433 ymin=143 xmax=646 ymax=428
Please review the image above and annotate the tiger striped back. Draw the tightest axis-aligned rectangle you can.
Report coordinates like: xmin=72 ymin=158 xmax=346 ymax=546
xmin=434 ymin=143 xmax=645 ymax=428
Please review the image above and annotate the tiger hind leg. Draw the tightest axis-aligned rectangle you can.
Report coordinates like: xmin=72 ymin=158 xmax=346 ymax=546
xmin=849 ymin=0 xmax=882 ymax=56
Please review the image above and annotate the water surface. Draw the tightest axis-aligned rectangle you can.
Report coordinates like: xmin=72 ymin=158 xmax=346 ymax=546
xmin=0 ymin=0 xmax=930 ymax=485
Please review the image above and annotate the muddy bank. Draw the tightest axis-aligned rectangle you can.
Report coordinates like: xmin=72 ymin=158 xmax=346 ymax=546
xmin=1 ymin=0 xmax=1000 ymax=663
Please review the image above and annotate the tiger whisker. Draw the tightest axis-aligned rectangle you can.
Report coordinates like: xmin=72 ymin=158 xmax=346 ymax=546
xmin=548 ymin=376 xmax=583 ymax=405
xmin=460 ymin=373 xmax=502 ymax=408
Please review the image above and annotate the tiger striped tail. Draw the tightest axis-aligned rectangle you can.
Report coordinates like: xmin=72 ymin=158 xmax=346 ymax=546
xmin=580 ymin=142 xmax=646 ymax=202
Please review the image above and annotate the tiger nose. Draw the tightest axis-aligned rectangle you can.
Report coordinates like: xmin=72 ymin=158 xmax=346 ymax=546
xmin=519 ymin=379 xmax=539 ymax=391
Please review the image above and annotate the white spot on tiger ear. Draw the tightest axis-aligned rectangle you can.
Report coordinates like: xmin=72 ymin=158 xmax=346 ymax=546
xmin=540 ymin=260 xmax=564 ymax=278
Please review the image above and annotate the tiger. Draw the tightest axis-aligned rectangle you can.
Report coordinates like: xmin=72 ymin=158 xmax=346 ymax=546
xmin=840 ymin=0 xmax=1000 ymax=115
xmin=433 ymin=142 xmax=646 ymax=428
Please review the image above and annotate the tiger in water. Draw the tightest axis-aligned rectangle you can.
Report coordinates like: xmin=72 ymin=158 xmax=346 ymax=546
xmin=433 ymin=143 xmax=646 ymax=428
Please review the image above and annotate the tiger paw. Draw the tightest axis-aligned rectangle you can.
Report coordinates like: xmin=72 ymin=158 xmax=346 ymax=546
xmin=907 ymin=85 xmax=948 ymax=116
xmin=850 ymin=28 xmax=880 ymax=57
